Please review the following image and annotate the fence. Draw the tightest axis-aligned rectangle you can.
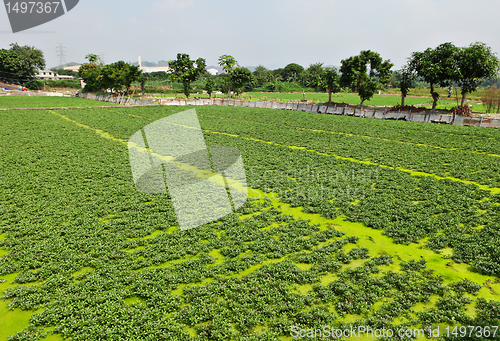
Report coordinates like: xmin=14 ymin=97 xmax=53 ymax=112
xmin=0 ymin=90 xmax=76 ymax=97
xmin=77 ymin=93 xmax=500 ymax=129
xmin=78 ymin=92 xmax=153 ymax=106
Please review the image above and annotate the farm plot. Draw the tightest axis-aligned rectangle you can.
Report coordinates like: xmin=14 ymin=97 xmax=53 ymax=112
xmin=0 ymin=105 xmax=499 ymax=340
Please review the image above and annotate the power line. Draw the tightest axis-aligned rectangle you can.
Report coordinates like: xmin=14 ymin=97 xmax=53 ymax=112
xmin=56 ymin=43 xmax=67 ymax=69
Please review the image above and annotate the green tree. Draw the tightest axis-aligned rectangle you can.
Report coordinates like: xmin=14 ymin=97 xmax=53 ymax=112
xmin=231 ymin=67 xmax=255 ymax=96
xmin=268 ymin=80 xmax=285 ymax=92
xmin=0 ymin=49 xmax=22 ymax=83
xmin=0 ymin=43 xmax=45 ymax=84
xmin=205 ymin=75 xmax=216 ymax=99
xmin=169 ymin=53 xmax=207 ymax=99
xmin=268 ymin=69 xmax=284 ymax=82
xmin=409 ymin=42 xmax=459 ymax=110
xmin=394 ymin=65 xmax=415 ymax=107
xmin=85 ymin=53 xmax=103 ymax=66
xmin=78 ymin=53 xmax=104 ymax=92
xmin=218 ymin=55 xmax=238 ymax=98
xmin=303 ymin=62 xmax=324 ymax=88
xmin=101 ymin=62 xmax=123 ymax=92
xmin=78 ymin=63 xmax=102 ymax=92
xmin=50 ymin=68 xmax=78 ymax=77
xmin=320 ymin=67 xmax=340 ymax=103
xmin=340 ymin=50 xmax=393 ymax=106
xmin=120 ymin=63 xmax=142 ymax=95
xmin=283 ymin=63 xmax=304 ymax=82
xmin=102 ymin=61 xmax=141 ymax=94
xmin=253 ymin=65 xmax=269 ymax=86
xmin=139 ymin=73 xmax=146 ymax=96
xmin=456 ymin=42 xmax=500 ymax=107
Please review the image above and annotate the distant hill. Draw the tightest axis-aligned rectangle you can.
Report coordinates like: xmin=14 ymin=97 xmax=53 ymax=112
xmin=50 ymin=62 xmax=81 ymax=69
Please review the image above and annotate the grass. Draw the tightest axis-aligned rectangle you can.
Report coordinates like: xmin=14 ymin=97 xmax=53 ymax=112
xmin=0 ymin=96 xmax=118 ymax=108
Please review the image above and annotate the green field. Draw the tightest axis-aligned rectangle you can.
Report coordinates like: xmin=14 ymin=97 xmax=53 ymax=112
xmin=1 ymin=103 xmax=499 ymax=340
xmin=241 ymin=92 xmax=463 ymax=108
xmin=139 ymin=91 xmax=490 ymax=113
xmin=0 ymin=96 xmax=118 ymax=109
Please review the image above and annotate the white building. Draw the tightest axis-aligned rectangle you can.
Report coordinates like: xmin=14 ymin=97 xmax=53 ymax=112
xmin=207 ymin=68 xmax=219 ymax=75
xmin=37 ymin=71 xmax=75 ymax=80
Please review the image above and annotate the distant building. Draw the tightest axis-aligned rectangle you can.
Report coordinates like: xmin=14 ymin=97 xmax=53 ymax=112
xmin=138 ymin=56 xmax=172 ymax=73
xmin=37 ymin=71 xmax=75 ymax=80
xmin=207 ymin=68 xmax=219 ymax=75
xmin=63 ymin=65 xmax=81 ymax=72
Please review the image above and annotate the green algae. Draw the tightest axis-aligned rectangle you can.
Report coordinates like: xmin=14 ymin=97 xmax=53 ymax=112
xmin=248 ymin=187 xmax=500 ymax=301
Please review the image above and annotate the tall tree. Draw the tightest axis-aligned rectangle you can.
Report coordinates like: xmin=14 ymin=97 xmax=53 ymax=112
xmin=84 ymin=53 xmax=104 ymax=66
xmin=78 ymin=54 xmax=104 ymax=92
xmin=303 ymin=62 xmax=324 ymax=88
xmin=283 ymin=63 xmax=304 ymax=82
xmin=456 ymin=42 xmax=500 ymax=107
xmin=218 ymin=55 xmax=238 ymax=98
xmin=0 ymin=43 xmax=45 ymax=84
xmin=320 ymin=67 xmax=340 ymax=103
xmin=169 ymin=53 xmax=207 ymax=99
xmin=409 ymin=42 xmax=459 ymax=110
xmin=253 ymin=65 xmax=269 ymax=85
xmin=340 ymin=50 xmax=393 ymax=106
xmin=231 ymin=67 xmax=255 ymax=96
xmin=205 ymin=75 xmax=216 ymax=99
xmin=9 ymin=43 xmax=45 ymax=78
xmin=0 ymin=49 xmax=22 ymax=83
xmin=78 ymin=63 xmax=102 ymax=92
xmin=120 ymin=63 xmax=142 ymax=95
xmin=394 ymin=66 xmax=415 ymax=107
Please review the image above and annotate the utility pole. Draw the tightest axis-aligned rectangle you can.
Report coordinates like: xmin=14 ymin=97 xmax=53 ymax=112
xmin=56 ymin=43 xmax=67 ymax=69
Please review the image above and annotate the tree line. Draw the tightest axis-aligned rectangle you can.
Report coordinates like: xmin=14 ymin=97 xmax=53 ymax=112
xmin=147 ymin=42 xmax=500 ymax=109
xmin=1 ymin=41 xmax=499 ymax=110
xmin=78 ymin=54 xmax=143 ymax=95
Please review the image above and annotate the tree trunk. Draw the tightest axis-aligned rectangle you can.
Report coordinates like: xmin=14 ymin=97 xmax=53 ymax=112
xmin=461 ymin=91 xmax=467 ymax=107
xmin=401 ymin=95 xmax=405 ymax=107
xmin=360 ymin=99 xmax=365 ymax=108
xmin=209 ymin=93 xmax=212 ymax=99
xmin=430 ymin=84 xmax=439 ymax=111
xmin=227 ymin=73 xmax=231 ymax=99
xmin=328 ymin=90 xmax=332 ymax=103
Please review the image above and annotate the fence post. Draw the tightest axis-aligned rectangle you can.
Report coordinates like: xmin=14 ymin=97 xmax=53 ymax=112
xmin=479 ymin=114 xmax=484 ymax=127
xmin=396 ymin=109 xmax=400 ymax=120
xmin=343 ymin=105 xmax=347 ymax=115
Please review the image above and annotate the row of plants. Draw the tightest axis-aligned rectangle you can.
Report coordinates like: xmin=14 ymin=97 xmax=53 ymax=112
xmin=1 ymin=106 xmax=499 ymax=340
xmin=53 ymin=106 xmax=500 ymax=275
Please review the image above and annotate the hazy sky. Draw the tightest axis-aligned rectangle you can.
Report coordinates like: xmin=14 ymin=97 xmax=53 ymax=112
xmin=1 ymin=0 xmax=499 ymax=70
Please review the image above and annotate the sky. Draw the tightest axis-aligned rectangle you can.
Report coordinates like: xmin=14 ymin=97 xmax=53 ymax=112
xmin=1 ymin=0 xmax=500 ymax=70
